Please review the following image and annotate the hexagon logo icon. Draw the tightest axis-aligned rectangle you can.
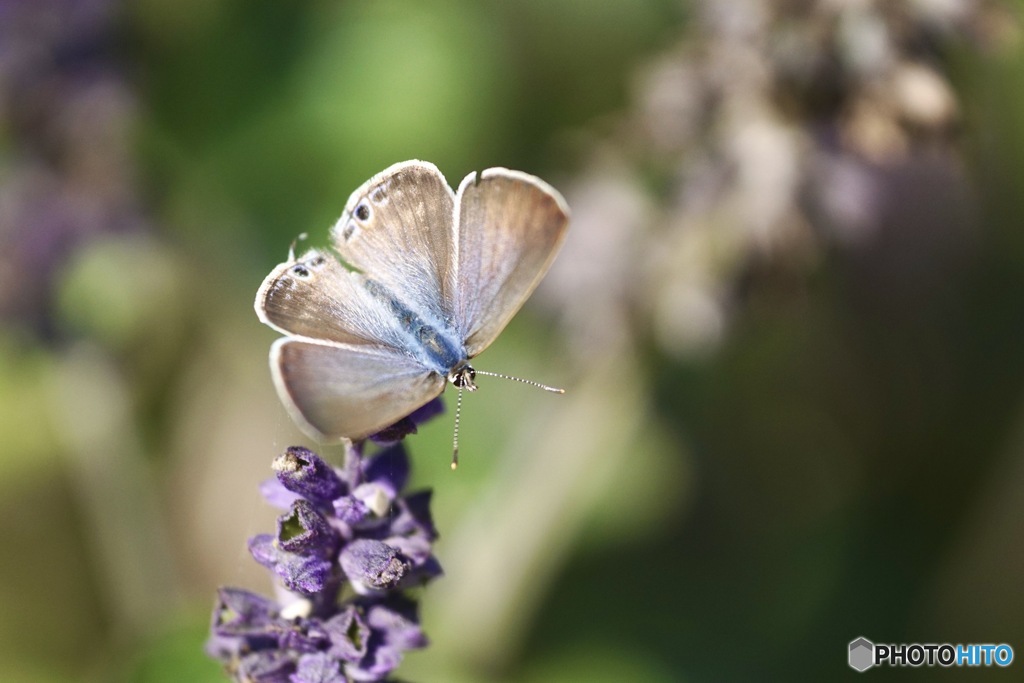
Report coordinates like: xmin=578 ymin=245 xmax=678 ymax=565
xmin=849 ymin=637 xmax=875 ymax=672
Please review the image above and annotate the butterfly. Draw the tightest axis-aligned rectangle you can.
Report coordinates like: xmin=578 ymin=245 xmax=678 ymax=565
xmin=255 ymin=160 xmax=570 ymax=467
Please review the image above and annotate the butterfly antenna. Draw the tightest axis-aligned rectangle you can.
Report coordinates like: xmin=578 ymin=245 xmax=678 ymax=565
xmin=451 ymin=388 xmax=464 ymax=470
xmin=474 ymin=370 xmax=565 ymax=394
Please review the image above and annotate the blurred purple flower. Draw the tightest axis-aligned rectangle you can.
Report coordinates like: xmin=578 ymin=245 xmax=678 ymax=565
xmin=208 ymin=443 xmax=440 ymax=682
xmin=0 ymin=0 xmax=148 ymax=335
xmin=540 ymin=0 xmax=1008 ymax=359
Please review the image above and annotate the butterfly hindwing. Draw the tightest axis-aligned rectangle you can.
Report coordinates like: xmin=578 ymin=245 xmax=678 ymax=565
xmin=271 ymin=337 xmax=446 ymax=441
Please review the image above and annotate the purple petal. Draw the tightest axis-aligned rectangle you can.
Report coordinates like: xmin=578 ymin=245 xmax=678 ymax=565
xmin=210 ymin=587 xmax=278 ymax=636
xmin=366 ymin=597 xmax=427 ymax=650
xmin=339 ymin=540 xmax=408 ymax=593
xmin=368 ymin=418 xmax=419 ymax=444
xmin=278 ymin=618 xmax=330 ymax=654
xmin=248 ymin=534 xmax=279 ymax=566
xmin=362 ymin=443 xmax=409 ymax=498
xmin=382 ymin=535 xmax=433 ymax=567
xmin=409 ymin=555 xmax=444 ymax=584
xmin=346 ymin=634 xmax=403 ymax=682
xmin=277 ymin=500 xmax=338 ymax=556
xmin=369 ymin=397 xmax=444 ymax=444
xmin=249 ymin=535 xmax=335 ymax=595
xmin=290 ymin=652 xmax=346 ymax=683
xmin=322 ymin=605 xmax=369 ymax=663
xmin=207 ymin=587 xmax=282 ymax=656
xmin=273 ymin=447 xmax=346 ymax=504
xmin=402 ymin=490 xmax=437 ymax=538
xmin=260 ymin=477 xmax=303 ymax=510
xmin=236 ymin=650 xmax=296 ymax=683
xmin=387 ymin=491 xmax=437 ymax=539
xmin=204 ymin=631 xmax=243 ymax=662
xmin=333 ymin=494 xmax=371 ymax=526
xmin=406 ymin=395 xmax=445 ymax=424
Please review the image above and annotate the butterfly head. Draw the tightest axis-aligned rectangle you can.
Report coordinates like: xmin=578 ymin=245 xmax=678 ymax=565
xmin=448 ymin=364 xmax=478 ymax=392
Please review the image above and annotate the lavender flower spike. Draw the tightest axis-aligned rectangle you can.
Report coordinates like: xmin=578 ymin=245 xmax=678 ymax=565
xmin=208 ymin=440 xmax=441 ymax=682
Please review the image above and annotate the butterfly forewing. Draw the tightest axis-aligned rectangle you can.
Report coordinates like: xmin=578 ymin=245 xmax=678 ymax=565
xmin=455 ymin=169 xmax=570 ymax=357
xmin=255 ymin=248 xmax=409 ymax=350
xmin=330 ymin=161 xmax=457 ymax=329
xmin=271 ymin=338 xmax=446 ymax=441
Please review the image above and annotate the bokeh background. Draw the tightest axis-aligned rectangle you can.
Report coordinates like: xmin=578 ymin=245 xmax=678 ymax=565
xmin=3 ymin=0 xmax=1024 ymax=680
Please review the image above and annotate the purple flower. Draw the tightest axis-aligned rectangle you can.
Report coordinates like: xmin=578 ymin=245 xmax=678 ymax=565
xmin=0 ymin=0 xmax=149 ymax=336
xmin=347 ymin=597 xmax=427 ymax=682
xmin=208 ymin=442 xmax=440 ymax=681
xmin=339 ymin=540 xmax=409 ymax=594
xmin=369 ymin=397 xmax=444 ymax=445
xmin=278 ymin=500 xmax=340 ymax=557
xmin=207 ymin=588 xmax=280 ymax=659
xmin=248 ymin=533 xmax=336 ymax=596
xmin=273 ymin=447 xmax=347 ymax=505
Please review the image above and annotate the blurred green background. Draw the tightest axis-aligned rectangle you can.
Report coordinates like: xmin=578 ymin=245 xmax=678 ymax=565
xmin=3 ymin=0 xmax=1024 ymax=681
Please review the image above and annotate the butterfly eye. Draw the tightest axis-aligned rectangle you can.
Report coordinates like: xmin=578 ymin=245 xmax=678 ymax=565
xmin=354 ymin=203 xmax=371 ymax=222
xmin=291 ymin=264 xmax=311 ymax=278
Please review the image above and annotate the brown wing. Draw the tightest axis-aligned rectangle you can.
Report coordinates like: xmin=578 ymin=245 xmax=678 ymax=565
xmin=454 ymin=168 xmax=569 ymax=357
xmin=330 ymin=160 xmax=457 ymax=328
xmin=255 ymin=248 xmax=409 ymax=350
xmin=270 ymin=337 xmax=446 ymax=442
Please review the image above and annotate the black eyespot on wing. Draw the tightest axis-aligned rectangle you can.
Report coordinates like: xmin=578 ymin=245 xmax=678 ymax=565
xmin=310 ymin=255 xmax=326 ymax=267
xmin=355 ymin=203 xmax=371 ymax=221
xmin=291 ymin=264 xmax=310 ymax=277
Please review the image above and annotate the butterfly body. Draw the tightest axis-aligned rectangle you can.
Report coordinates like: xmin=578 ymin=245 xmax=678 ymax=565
xmin=360 ymin=277 xmax=467 ymax=377
xmin=256 ymin=160 xmax=568 ymax=443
